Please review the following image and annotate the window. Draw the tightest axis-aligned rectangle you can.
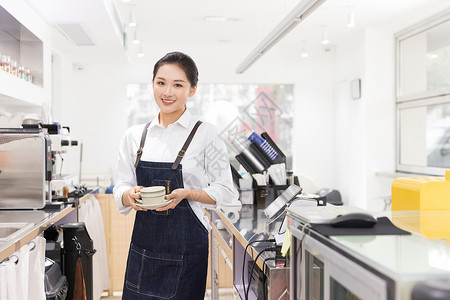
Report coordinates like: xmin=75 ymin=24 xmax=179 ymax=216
xmin=396 ymin=10 xmax=450 ymax=175
xmin=126 ymin=83 xmax=294 ymax=170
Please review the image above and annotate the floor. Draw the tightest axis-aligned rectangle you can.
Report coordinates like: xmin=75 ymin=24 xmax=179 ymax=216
xmin=100 ymin=288 xmax=236 ymax=300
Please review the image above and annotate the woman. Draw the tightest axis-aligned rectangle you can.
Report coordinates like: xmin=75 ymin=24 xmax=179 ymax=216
xmin=113 ymin=51 xmax=237 ymax=299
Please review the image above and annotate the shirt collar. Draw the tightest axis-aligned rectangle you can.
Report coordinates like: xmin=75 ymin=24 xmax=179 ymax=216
xmin=177 ymin=108 xmax=193 ymax=128
xmin=149 ymin=108 xmax=193 ymax=129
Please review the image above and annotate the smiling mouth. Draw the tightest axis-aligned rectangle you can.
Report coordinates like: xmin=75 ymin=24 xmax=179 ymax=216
xmin=162 ymin=99 xmax=175 ymax=104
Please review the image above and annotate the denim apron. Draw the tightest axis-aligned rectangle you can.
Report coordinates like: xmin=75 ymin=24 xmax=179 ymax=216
xmin=122 ymin=121 xmax=209 ymax=300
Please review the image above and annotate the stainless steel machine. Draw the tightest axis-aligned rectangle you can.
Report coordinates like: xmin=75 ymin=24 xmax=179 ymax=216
xmin=42 ymin=124 xmax=79 ymax=198
xmin=0 ymin=128 xmax=52 ymax=209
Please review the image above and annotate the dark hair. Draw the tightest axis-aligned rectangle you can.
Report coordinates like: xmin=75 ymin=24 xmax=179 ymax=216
xmin=152 ymin=51 xmax=199 ymax=87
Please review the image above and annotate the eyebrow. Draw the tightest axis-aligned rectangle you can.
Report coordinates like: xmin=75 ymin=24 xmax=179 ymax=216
xmin=155 ymin=76 xmax=186 ymax=83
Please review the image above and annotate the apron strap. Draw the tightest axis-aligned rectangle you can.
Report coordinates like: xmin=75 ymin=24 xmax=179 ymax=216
xmin=171 ymin=120 xmax=203 ymax=170
xmin=134 ymin=121 xmax=151 ymax=168
xmin=134 ymin=120 xmax=203 ymax=169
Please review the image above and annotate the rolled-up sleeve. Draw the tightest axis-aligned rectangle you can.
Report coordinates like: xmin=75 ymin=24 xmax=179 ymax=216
xmin=113 ymin=128 xmax=137 ymax=215
xmin=201 ymin=125 xmax=239 ymax=208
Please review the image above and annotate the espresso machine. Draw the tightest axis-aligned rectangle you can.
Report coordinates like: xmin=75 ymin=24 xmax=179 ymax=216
xmin=0 ymin=128 xmax=52 ymax=209
xmin=41 ymin=124 xmax=79 ymax=201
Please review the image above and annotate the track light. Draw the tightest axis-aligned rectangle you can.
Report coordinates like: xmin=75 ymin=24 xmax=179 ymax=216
xmin=236 ymin=0 xmax=325 ymax=74
xmin=204 ymin=16 xmax=227 ymax=22
xmin=347 ymin=11 xmax=355 ymax=28
xmin=137 ymin=44 xmax=144 ymax=57
xmin=300 ymin=41 xmax=308 ymax=58
xmin=128 ymin=11 xmax=137 ymax=27
xmin=321 ymin=31 xmax=329 ymax=45
xmin=132 ymin=30 xmax=140 ymax=44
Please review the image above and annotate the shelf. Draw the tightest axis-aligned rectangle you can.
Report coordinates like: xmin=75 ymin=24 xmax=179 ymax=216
xmin=212 ymin=221 xmax=233 ymax=259
xmin=0 ymin=1 xmax=51 ymax=111
xmin=0 ymin=70 xmax=45 ymax=108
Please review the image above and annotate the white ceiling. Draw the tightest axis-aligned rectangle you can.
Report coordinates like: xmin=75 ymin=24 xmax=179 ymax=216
xmin=25 ymin=0 xmax=450 ymax=67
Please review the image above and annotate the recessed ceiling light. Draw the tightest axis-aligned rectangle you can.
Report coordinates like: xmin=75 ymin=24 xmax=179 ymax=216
xmin=137 ymin=45 xmax=144 ymax=57
xmin=347 ymin=11 xmax=355 ymax=28
xmin=204 ymin=16 xmax=227 ymax=22
xmin=321 ymin=31 xmax=329 ymax=45
xmin=300 ymin=41 xmax=308 ymax=58
xmin=128 ymin=11 xmax=137 ymax=27
xmin=132 ymin=31 xmax=140 ymax=44
xmin=429 ymin=53 xmax=438 ymax=59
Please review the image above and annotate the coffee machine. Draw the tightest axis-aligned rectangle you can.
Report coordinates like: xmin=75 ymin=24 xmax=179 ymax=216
xmin=0 ymin=128 xmax=52 ymax=209
xmin=41 ymin=124 xmax=79 ymax=200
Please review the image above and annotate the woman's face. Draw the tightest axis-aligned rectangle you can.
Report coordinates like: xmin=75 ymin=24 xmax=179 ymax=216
xmin=153 ymin=63 xmax=197 ymax=117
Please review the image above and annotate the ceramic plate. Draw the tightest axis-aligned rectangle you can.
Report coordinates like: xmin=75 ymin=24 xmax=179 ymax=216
xmin=140 ymin=195 xmax=165 ymax=203
xmin=136 ymin=199 xmax=173 ymax=210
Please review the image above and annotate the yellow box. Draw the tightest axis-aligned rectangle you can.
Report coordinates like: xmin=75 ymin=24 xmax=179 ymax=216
xmin=392 ymin=210 xmax=450 ymax=242
xmin=391 ymin=170 xmax=450 ymax=211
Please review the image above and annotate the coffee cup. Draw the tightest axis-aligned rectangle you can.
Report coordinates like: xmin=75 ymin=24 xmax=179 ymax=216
xmin=139 ymin=194 xmax=167 ymax=205
xmin=138 ymin=186 xmax=166 ymax=205
xmin=140 ymin=186 xmax=165 ymax=197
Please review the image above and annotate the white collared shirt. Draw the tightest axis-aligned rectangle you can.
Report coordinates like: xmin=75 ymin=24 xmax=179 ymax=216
xmin=113 ymin=109 xmax=238 ymax=230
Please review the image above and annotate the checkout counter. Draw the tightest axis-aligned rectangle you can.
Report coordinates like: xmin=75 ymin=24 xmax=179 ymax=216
xmin=209 ymin=204 xmax=290 ymax=300
xmin=287 ymin=208 xmax=450 ymax=300
xmin=210 ymin=173 xmax=450 ymax=300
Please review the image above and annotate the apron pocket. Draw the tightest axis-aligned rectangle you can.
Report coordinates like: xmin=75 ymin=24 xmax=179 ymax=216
xmin=125 ymin=243 xmax=183 ymax=299
xmin=151 ymin=209 xmax=172 ymax=216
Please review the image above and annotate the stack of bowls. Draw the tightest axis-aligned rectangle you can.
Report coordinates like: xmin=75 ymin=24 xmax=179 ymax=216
xmin=139 ymin=186 xmax=166 ymax=205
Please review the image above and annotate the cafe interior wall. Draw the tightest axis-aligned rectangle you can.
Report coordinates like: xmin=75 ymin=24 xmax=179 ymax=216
xmin=330 ymin=1 xmax=450 ymax=210
xmin=49 ymin=27 xmax=398 ymax=206
xmin=49 ymin=36 xmax=336 ymax=193
xmin=50 ymin=2 xmax=448 ymax=207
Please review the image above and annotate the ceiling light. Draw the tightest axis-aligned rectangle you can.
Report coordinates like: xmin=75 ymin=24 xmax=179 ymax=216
xmin=347 ymin=11 xmax=355 ymax=28
xmin=321 ymin=31 xmax=329 ymax=45
xmin=204 ymin=16 xmax=227 ymax=22
xmin=300 ymin=41 xmax=308 ymax=58
xmin=137 ymin=45 xmax=144 ymax=57
xmin=132 ymin=30 xmax=140 ymax=44
xmin=429 ymin=53 xmax=438 ymax=59
xmin=128 ymin=11 xmax=137 ymax=27
xmin=236 ymin=0 xmax=325 ymax=74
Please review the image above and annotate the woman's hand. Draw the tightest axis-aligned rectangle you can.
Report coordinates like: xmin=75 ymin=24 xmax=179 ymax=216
xmin=122 ymin=186 xmax=147 ymax=211
xmin=156 ymin=188 xmax=191 ymax=211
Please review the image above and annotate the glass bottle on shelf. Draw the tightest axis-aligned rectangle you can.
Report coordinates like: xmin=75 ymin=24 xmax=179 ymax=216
xmin=18 ymin=65 xmax=25 ymax=80
xmin=1 ymin=55 xmax=11 ymax=73
xmin=25 ymin=68 xmax=32 ymax=83
xmin=10 ymin=60 xmax=18 ymax=76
